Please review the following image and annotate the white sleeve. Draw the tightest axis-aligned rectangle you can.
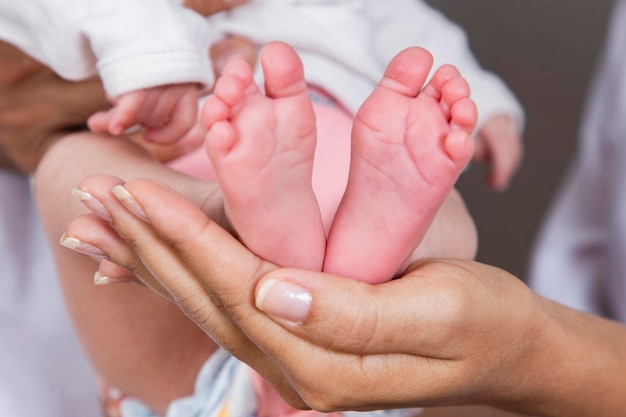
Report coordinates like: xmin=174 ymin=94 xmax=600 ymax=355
xmin=365 ymin=0 xmax=525 ymax=133
xmin=0 ymin=0 xmax=214 ymax=97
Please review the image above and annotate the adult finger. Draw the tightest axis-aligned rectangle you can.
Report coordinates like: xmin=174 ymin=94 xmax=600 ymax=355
xmin=69 ymin=177 xmax=172 ymax=296
xmin=254 ymin=261 xmax=484 ymax=357
xmin=83 ymin=175 xmax=307 ymax=408
xmin=260 ymin=259 xmax=533 ymax=361
xmin=63 ymin=213 xmax=151 ymax=285
xmin=104 ymin=178 xmax=515 ymax=410
xmin=106 ymin=179 xmax=401 ymax=409
xmin=252 ymin=260 xmax=541 ymax=411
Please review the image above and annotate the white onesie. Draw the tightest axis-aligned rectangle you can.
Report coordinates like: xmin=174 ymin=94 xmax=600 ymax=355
xmin=0 ymin=0 xmax=524 ymax=131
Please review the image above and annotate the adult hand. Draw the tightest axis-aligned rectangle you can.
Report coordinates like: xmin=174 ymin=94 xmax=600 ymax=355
xmin=63 ymin=174 xmax=305 ymax=407
xmin=63 ymin=175 xmax=626 ymax=417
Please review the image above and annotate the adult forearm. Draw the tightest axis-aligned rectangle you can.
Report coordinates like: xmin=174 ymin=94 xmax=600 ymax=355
xmin=504 ymin=295 xmax=626 ymax=417
xmin=0 ymin=42 xmax=110 ymax=172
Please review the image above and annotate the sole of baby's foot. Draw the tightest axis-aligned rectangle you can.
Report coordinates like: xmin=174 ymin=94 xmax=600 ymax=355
xmin=324 ymin=47 xmax=477 ymax=283
xmin=202 ymin=41 xmax=325 ymax=270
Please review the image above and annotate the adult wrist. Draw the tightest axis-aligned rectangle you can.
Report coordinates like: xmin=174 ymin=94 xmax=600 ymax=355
xmin=496 ymin=294 xmax=572 ymax=416
xmin=508 ymin=295 xmax=626 ymax=417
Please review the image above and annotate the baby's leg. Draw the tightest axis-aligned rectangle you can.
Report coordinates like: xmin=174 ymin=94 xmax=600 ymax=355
xmin=202 ymin=41 xmax=325 ymax=270
xmin=324 ymin=47 xmax=477 ymax=284
xmin=34 ymin=132 xmax=220 ymax=415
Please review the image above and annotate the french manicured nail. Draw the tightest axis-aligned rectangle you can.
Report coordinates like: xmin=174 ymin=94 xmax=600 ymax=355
xmin=72 ymin=188 xmax=112 ymax=221
xmin=111 ymin=185 xmax=148 ymax=222
xmin=94 ymin=272 xmax=131 ymax=286
xmin=60 ymin=233 xmax=106 ymax=258
xmin=255 ymin=278 xmax=312 ymax=324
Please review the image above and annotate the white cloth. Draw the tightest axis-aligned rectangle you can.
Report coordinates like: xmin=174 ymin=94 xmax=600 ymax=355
xmin=210 ymin=0 xmax=524 ymax=132
xmin=0 ymin=171 xmax=100 ymax=417
xmin=528 ymin=0 xmax=626 ymax=320
xmin=0 ymin=0 xmax=214 ymax=96
xmin=0 ymin=0 xmax=523 ymax=132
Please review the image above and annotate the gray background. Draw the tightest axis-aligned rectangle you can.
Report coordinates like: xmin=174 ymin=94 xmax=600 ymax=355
xmin=425 ymin=0 xmax=614 ymax=279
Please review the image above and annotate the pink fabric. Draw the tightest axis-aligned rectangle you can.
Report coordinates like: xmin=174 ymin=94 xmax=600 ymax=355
xmin=308 ymin=88 xmax=353 ymax=231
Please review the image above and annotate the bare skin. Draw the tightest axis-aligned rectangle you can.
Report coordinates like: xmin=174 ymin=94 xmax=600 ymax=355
xmin=203 ymin=42 xmax=476 ymax=282
xmin=62 ymin=175 xmax=626 ymax=416
xmin=35 ymin=44 xmax=476 ymax=410
xmin=38 ymin=132 xmax=475 ymax=414
xmin=0 ymin=0 xmax=256 ymax=173
xmin=473 ymin=114 xmax=523 ymax=190
xmin=35 ymin=26 xmax=480 ymax=417
xmin=25 ymin=3 xmax=258 ymax=413
xmin=87 ymin=82 xmax=200 ymax=144
xmin=325 ymin=47 xmax=476 ymax=282
xmin=203 ymin=42 xmax=325 ymax=270
xmin=44 ymin=45 xmax=477 ymax=414
xmin=34 ymin=134 xmax=223 ymax=415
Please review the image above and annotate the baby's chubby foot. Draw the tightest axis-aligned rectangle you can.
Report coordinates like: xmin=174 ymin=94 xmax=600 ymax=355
xmin=201 ymin=41 xmax=325 ymax=270
xmin=324 ymin=47 xmax=477 ymax=283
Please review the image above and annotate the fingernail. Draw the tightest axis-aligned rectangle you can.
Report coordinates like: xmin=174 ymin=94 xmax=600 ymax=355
xmin=94 ymin=272 xmax=131 ymax=285
xmin=72 ymin=189 xmax=112 ymax=221
xmin=255 ymin=278 xmax=311 ymax=324
xmin=60 ymin=233 xmax=106 ymax=258
xmin=111 ymin=185 xmax=148 ymax=222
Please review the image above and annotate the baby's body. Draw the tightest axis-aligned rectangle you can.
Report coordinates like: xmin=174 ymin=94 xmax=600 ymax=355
xmin=204 ymin=41 xmax=476 ymax=283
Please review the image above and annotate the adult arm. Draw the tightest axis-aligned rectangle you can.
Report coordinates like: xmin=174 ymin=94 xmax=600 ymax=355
xmin=0 ymin=41 xmax=109 ymax=172
xmin=63 ymin=176 xmax=626 ymax=417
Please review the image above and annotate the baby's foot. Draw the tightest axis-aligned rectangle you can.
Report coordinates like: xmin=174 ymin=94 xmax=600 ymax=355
xmin=202 ymin=41 xmax=325 ymax=270
xmin=324 ymin=47 xmax=477 ymax=283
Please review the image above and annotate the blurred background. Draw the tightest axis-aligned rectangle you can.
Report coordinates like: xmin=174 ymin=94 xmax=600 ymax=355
xmin=427 ymin=0 xmax=614 ymax=279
